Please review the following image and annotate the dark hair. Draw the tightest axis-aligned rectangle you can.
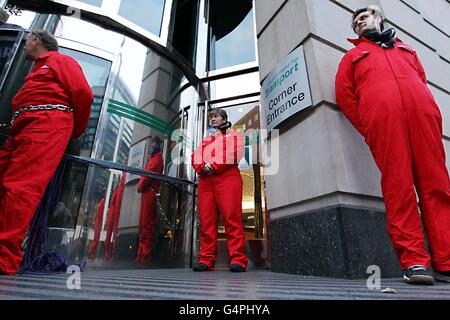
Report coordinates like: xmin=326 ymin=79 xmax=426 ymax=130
xmin=352 ymin=5 xmax=385 ymax=32
xmin=30 ymin=29 xmax=59 ymax=51
xmin=151 ymin=135 xmax=162 ymax=145
xmin=208 ymin=108 xmax=228 ymax=122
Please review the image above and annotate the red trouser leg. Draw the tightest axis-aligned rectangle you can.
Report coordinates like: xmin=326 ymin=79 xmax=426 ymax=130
xmin=104 ymin=209 xmax=115 ymax=261
xmin=197 ymin=177 xmax=219 ymax=268
xmin=362 ymin=83 xmax=430 ymax=270
xmin=0 ymin=111 xmax=72 ymax=274
xmin=112 ymin=207 xmax=120 ymax=258
xmin=212 ymin=171 xmax=248 ymax=268
xmin=88 ymin=214 xmax=103 ymax=259
xmin=402 ymin=81 xmax=450 ymax=271
xmin=137 ymin=191 xmax=157 ymax=261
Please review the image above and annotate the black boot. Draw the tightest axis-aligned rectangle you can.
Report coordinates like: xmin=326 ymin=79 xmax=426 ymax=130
xmin=193 ymin=262 xmax=210 ymax=272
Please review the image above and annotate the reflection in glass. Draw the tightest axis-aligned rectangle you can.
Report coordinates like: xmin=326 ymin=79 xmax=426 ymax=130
xmin=59 ymin=47 xmax=111 ymax=157
xmin=77 ymin=0 xmax=103 ymax=6
xmin=208 ymin=0 xmax=256 ymax=70
xmin=118 ymin=0 xmax=165 ymax=36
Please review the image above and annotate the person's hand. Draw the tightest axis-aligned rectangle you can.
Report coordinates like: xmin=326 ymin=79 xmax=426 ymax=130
xmin=203 ymin=163 xmax=214 ymax=175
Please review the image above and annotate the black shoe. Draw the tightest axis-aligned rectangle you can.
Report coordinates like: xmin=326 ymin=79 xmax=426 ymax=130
xmin=403 ymin=265 xmax=434 ymax=285
xmin=229 ymin=264 xmax=246 ymax=272
xmin=193 ymin=263 xmax=210 ymax=272
xmin=432 ymin=270 xmax=450 ymax=283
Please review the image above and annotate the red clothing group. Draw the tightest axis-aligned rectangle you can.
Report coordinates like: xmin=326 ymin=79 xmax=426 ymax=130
xmin=0 ymin=51 xmax=93 ymax=274
xmin=192 ymin=129 xmax=248 ymax=269
xmin=335 ymin=37 xmax=450 ymax=271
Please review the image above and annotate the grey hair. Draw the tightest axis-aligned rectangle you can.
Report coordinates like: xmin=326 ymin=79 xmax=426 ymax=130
xmin=30 ymin=29 xmax=59 ymax=51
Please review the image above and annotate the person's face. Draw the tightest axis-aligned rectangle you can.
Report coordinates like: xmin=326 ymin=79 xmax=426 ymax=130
xmin=352 ymin=11 xmax=382 ymax=37
xmin=24 ymin=34 xmax=41 ymax=60
xmin=209 ymin=112 xmax=226 ymax=129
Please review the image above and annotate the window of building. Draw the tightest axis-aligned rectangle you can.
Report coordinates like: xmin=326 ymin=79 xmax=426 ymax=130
xmin=118 ymin=0 xmax=165 ymax=37
xmin=208 ymin=0 xmax=256 ymax=71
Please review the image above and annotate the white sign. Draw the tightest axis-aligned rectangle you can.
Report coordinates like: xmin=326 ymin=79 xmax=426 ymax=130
xmin=126 ymin=139 xmax=147 ymax=183
xmin=260 ymin=46 xmax=312 ymax=131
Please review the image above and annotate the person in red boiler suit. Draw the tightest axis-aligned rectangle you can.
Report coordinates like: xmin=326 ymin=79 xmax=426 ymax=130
xmin=136 ymin=136 xmax=164 ymax=264
xmin=191 ymin=108 xmax=248 ymax=272
xmin=88 ymin=192 xmax=106 ymax=259
xmin=335 ymin=5 xmax=450 ymax=284
xmin=0 ymin=30 xmax=93 ymax=275
xmin=104 ymin=172 xmax=126 ymax=261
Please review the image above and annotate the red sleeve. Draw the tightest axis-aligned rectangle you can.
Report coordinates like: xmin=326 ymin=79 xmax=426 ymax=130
xmin=51 ymin=54 xmax=94 ymax=138
xmin=191 ymin=142 xmax=206 ymax=175
xmin=335 ymin=54 xmax=366 ymax=136
xmin=415 ymin=54 xmax=427 ymax=85
xmin=210 ymin=130 xmax=244 ymax=174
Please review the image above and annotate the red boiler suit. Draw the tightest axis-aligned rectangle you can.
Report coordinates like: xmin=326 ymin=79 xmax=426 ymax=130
xmin=0 ymin=51 xmax=93 ymax=274
xmin=136 ymin=152 xmax=163 ymax=263
xmin=88 ymin=196 xmax=105 ymax=259
xmin=335 ymin=37 xmax=450 ymax=271
xmin=192 ymin=129 xmax=248 ymax=269
xmin=104 ymin=173 xmax=126 ymax=261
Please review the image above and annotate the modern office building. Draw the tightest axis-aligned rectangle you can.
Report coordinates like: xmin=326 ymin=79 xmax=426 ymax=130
xmin=0 ymin=0 xmax=448 ymax=278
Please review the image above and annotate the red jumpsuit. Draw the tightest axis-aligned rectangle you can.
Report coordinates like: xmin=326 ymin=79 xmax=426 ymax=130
xmin=335 ymin=37 xmax=450 ymax=271
xmin=88 ymin=196 xmax=105 ymax=259
xmin=104 ymin=173 xmax=126 ymax=261
xmin=0 ymin=51 xmax=93 ymax=274
xmin=136 ymin=152 xmax=163 ymax=263
xmin=192 ymin=129 xmax=248 ymax=269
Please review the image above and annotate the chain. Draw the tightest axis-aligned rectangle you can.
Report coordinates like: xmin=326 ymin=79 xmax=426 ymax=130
xmin=10 ymin=104 xmax=74 ymax=126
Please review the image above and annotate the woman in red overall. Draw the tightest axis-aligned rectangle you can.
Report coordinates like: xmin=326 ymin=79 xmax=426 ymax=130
xmin=192 ymin=109 xmax=248 ymax=272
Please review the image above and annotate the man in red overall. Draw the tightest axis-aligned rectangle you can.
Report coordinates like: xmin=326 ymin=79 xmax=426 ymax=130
xmin=136 ymin=136 xmax=164 ymax=264
xmin=104 ymin=172 xmax=126 ymax=261
xmin=88 ymin=193 xmax=106 ymax=259
xmin=0 ymin=30 xmax=93 ymax=275
xmin=335 ymin=5 xmax=450 ymax=284
xmin=191 ymin=109 xmax=248 ymax=272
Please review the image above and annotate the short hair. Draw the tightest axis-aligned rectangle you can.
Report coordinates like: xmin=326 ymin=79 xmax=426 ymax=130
xmin=352 ymin=5 xmax=385 ymax=32
xmin=151 ymin=135 xmax=162 ymax=145
xmin=208 ymin=108 xmax=228 ymax=122
xmin=30 ymin=29 xmax=59 ymax=51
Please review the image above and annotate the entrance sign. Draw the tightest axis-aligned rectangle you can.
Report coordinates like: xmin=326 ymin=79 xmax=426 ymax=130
xmin=260 ymin=46 xmax=312 ymax=131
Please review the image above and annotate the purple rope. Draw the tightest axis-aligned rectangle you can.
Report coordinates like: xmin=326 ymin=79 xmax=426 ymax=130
xmin=19 ymin=157 xmax=86 ymax=274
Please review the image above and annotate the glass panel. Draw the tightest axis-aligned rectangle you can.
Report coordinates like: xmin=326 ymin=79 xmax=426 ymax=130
xmin=118 ymin=0 xmax=165 ymax=37
xmin=208 ymin=0 xmax=256 ymax=70
xmin=77 ymin=0 xmax=103 ymax=6
xmin=59 ymin=47 xmax=111 ymax=157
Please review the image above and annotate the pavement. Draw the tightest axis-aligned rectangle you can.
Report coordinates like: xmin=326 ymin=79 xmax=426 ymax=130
xmin=0 ymin=268 xmax=449 ymax=300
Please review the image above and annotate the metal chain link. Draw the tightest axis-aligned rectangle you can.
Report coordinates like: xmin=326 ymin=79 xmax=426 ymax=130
xmin=10 ymin=104 xmax=74 ymax=126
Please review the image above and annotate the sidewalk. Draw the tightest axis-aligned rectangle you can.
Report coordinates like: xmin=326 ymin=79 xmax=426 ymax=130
xmin=0 ymin=268 xmax=449 ymax=300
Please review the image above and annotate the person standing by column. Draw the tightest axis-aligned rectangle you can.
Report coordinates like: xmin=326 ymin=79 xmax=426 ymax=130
xmin=0 ymin=29 xmax=93 ymax=275
xmin=335 ymin=5 xmax=450 ymax=284
xmin=191 ymin=108 xmax=248 ymax=272
xmin=136 ymin=136 xmax=164 ymax=264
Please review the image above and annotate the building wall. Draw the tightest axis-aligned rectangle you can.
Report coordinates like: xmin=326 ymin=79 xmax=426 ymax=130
xmin=255 ymin=0 xmax=450 ymax=278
